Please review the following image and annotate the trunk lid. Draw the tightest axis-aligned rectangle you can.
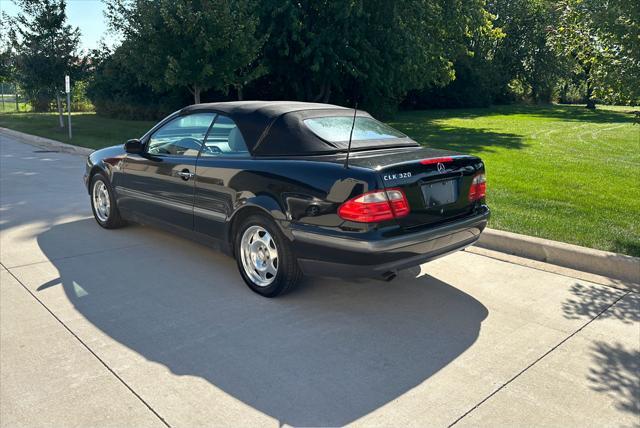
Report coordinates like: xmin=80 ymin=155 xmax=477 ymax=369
xmin=348 ymin=147 xmax=485 ymax=229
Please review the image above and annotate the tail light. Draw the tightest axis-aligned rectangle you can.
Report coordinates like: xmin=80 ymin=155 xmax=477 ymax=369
xmin=468 ymin=173 xmax=486 ymax=201
xmin=420 ymin=157 xmax=453 ymax=165
xmin=338 ymin=188 xmax=410 ymax=223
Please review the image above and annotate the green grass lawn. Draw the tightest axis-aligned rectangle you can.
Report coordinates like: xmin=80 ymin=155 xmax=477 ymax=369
xmin=390 ymin=104 xmax=640 ymax=256
xmin=1 ymin=104 xmax=639 ymax=256
xmin=0 ymin=111 xmax=154 ymax=149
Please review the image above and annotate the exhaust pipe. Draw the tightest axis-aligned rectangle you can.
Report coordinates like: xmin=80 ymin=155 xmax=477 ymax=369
xmin=382 ymin=271 xmax=397 ymax=282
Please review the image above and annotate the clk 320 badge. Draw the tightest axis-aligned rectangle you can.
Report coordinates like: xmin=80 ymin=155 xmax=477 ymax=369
xmin=383 ymin=172 xmax=412 ymax=181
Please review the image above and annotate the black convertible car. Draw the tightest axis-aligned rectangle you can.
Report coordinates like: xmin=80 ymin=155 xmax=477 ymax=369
xmin=85 ymin=101 xmax=489 ymax=296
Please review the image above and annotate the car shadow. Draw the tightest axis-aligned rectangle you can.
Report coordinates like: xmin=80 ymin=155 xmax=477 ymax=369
xmin=36 ymin=218 xmax=488 ymax=426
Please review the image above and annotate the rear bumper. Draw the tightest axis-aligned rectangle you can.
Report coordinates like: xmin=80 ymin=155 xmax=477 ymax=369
xmin=292 ymin=207 xmax=489 ymax=278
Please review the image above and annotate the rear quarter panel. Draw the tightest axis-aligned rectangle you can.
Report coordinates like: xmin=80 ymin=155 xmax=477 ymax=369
xmin=193 ymin=157 xmax=382 ymax=241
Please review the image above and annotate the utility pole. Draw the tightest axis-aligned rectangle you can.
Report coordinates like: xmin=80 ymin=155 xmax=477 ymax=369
xmin=15 ymin=83 xmax=18 ymax=111
xmin=65 ymin=75 xmax=72 ymax=139
xmin=1 ymin=82 xmax=4 ymax=111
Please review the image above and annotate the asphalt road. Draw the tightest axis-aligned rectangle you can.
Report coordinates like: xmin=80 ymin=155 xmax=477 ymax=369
xmin=1 ymin=134 xmax=638 ymax=427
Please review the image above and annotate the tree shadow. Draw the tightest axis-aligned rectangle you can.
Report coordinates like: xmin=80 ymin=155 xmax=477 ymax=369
xmin=390 ymin=120 xmax=526 ymax=153
xmin=36 ymin=219 xmax=488 ymax=426
xmin=562 ymin=285 xmax=639 ymax=423
xmin=390 ymin=104 xmax=635 ymax=154
xmin=398 ymin=104 xmax=636 ymax=125
xmin=588 ymin=341 xmax=640 ymax=420
xmin=613 ymin=238 xmax=640 ymax=262
xmin=561 ymin=283 xmax=639 ymax=324
xmin=494 ymin=104 xmax=637 ymax=124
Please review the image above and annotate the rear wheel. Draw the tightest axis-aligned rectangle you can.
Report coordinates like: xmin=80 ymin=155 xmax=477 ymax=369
xmin=90 ymin=173 xmax=126 ymax=229
xmin=234 ymin=214 xmax=302 ymax=297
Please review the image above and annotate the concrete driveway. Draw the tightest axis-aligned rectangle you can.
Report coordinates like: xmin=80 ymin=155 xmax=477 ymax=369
xmin=1 ymin=134 xmax=638 ymax=427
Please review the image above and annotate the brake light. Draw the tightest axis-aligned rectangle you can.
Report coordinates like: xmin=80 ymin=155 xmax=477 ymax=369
xmin=420 ymin=157 xmax=453 ymax=165
xmin=468 ymin=173 xmax=486 ymax=201
xmin=338 ymin=188 xmax=410 ymax=223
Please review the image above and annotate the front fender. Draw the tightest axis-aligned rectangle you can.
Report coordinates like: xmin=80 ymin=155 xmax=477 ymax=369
xmin=85 ymin=145 xmax=126 ymax=193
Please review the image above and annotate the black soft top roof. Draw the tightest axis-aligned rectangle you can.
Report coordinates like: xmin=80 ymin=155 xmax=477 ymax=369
xmin=181 ymin=101 xmax=418 ymax=156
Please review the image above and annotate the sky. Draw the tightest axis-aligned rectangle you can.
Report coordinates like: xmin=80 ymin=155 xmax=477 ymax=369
xmin=1 ymin=0 xmax=113 ymax=51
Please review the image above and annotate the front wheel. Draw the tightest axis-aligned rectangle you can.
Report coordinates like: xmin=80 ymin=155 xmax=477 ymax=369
xmin=234 ymin=214 xmax=302 ymax=297
xmin=90 ymin=173 xmax=126 ymax=229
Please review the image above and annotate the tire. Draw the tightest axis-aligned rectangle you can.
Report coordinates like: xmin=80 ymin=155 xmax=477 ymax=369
xmin=90 ymin=173 xmax=126 ymax=229
xmin=234 ymin=214 xmax=302 ymax=297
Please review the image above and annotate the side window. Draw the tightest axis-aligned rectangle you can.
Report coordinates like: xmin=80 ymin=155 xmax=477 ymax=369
xmin=200 ymin=115 xmax=249 ymax=157
xmin=147 ymin=113 xmax=216 ymax=156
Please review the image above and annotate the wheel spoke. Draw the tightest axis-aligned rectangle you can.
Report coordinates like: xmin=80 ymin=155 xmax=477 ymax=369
xmin=265 ymin=260 xmax=277 ymax=277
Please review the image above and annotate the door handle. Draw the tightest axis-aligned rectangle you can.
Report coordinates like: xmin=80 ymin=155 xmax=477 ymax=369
xmin=176 ymin=169 xmax=195 ymax=180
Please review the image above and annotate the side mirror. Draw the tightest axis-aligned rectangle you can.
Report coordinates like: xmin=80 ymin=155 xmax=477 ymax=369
xmin=124 ymin=139 xmax=144 ymax=154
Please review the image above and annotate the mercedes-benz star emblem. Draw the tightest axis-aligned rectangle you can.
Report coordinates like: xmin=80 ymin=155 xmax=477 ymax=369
xmin=437 ymin=162 xmax=446 ymax=173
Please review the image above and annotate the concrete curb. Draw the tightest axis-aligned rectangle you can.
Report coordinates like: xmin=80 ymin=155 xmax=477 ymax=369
xmin=0 ymin=127 xmax=94 ymax=156
xmin=476 ymin=228 xmax=640 ymax=284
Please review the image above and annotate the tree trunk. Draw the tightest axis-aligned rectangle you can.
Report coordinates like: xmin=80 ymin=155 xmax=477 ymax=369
xmin=56 ymin=93 xmax=64 ymax=128
xmin=584 ymin=65 xmax=596 ymax=110
xmin=313 ymin=82 xmax=328 ymax=102
xmin=237 ymin=86 xmax=243 ymax=101
xmin=560 ymin=82 xmax=568 ymax=104
xmin=322 ymin=83 xmax=332 ymax=103
xmin=303 ymin=81 xmax=313 ymax=101
xmin=188 ymin=86 xmax=201 ymax=104
xmin=585 ymin=81 xmax=596 ymax=110
xmin=193 ymin=87 xmax=201 ymax=104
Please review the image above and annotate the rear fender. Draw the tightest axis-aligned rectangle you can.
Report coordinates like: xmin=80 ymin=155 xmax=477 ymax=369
xmin=226 ymin=195 xmax=293 ymax=253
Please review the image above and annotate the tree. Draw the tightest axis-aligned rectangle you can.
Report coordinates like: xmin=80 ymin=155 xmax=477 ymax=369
xmin=0 ymin=13 xmax=12 ymax=79
xmin=257 ymin=0 xmax=490 ymax=115
xmin=552 ymin=0 xmax=640 ymax=108
xmin=0 ymin=13 xmax=13 ymax=111
xmin=11 ymin=0 xmax=84 ymax=119
xmin=0 ymin=12 xmax=16 ymax=97
xmin=86 ymin=43 xmax=192 ymax=119
xmin=405 ymin=8 xmax=505 ymax=109
xmin=106 ymin=0 xmax=264 ymax=104
xmin=487 ymin=0 xmax=566 ymax=103
xmin=581 ymin=0 xmax=639 ymax=105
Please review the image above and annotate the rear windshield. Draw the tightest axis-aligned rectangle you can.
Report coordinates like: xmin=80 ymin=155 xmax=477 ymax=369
xmin=304 ymin=116 xmax=406 ymax=143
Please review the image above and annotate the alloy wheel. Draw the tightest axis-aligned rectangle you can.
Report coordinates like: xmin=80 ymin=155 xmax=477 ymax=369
xmin=240 ymin=225 xmax=279 ymax=287
xmin=92 ymin=180 xmax=111 ymax=223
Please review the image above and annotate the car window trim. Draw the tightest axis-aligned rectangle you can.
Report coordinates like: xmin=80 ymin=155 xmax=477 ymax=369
xmin=196 ymin=113 xmax=220 ymax=159
xmin=196 ymin=113 xmax=251 ymax=160
xmin=144 ymin=111 xmax=217 ymax=158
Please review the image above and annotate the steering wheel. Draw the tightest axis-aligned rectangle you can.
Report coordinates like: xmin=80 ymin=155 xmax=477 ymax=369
xmin=174 ymin=137 xmax=202 ymax=151
xmin=201 ymin=145 xmax=222 ymax=155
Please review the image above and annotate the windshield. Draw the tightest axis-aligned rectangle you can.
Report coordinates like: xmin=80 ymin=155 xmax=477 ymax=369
xmin=304 ymin=116 xmax=407 ymax=143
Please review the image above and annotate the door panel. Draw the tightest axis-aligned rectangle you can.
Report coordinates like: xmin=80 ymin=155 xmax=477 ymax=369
xmin=117 ymin=154 xmax=198 ymax=229
xmin=194 ymin=114 xmax=251 ymax=239
xmin=116 ymin=112 xmax=216 ymax=229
